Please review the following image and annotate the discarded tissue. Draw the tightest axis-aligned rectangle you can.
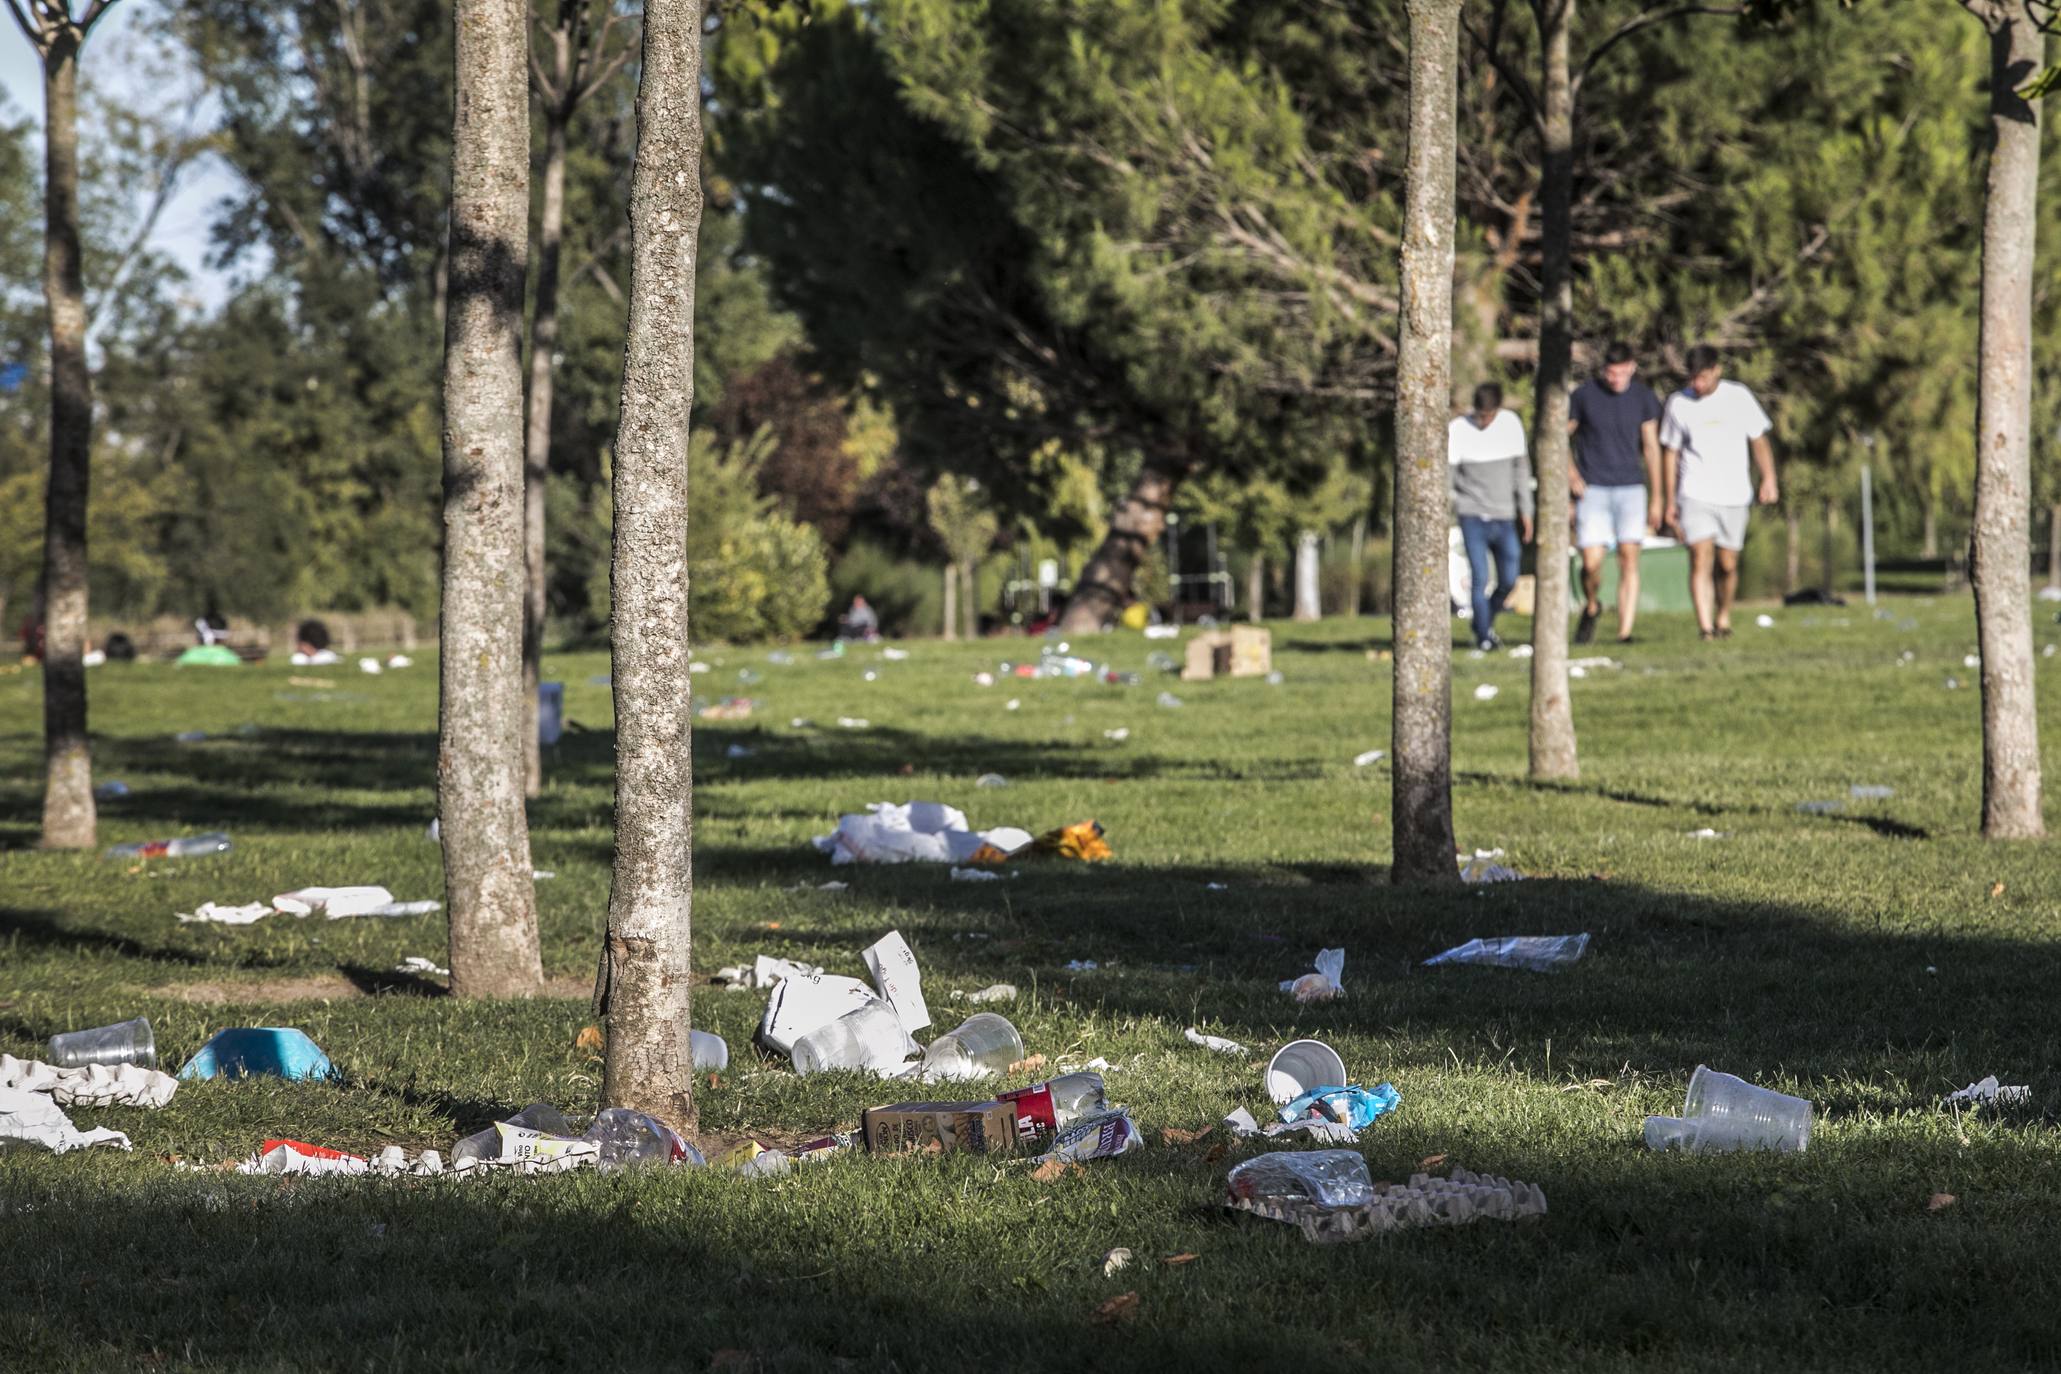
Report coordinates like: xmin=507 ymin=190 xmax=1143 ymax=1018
xmin=1280 ymin=948 xmax=1345 ymax=1003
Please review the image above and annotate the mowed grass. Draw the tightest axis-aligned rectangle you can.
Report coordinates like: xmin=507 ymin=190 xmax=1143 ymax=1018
xmin=3 ymin=599 xmax=2061 ymax=1372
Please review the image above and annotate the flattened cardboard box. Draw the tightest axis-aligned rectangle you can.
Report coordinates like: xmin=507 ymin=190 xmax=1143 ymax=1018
xmin=862 ymin=1100 xmax=1018 ymax=1156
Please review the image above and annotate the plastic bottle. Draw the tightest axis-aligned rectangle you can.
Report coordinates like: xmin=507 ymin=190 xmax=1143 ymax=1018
xmin=105 ymin=832 xmax=231 ymax=860
xmin=1226 ymin=1149 xmax=1376 ymax=1208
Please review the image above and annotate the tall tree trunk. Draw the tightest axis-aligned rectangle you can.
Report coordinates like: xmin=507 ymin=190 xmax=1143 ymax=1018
xmin=523 ymin=113 xmax=571 ymax=800
xmin=1247 ymin=551 xmax=1265 ymax=621
xmin=1347 ymin=514 xmax=1367 ymax=617
xmin=940 ymin=563 xmax=957 ymax=639
xmin=597 ymin=0 xmax=704 ymax=1130
xmin=1922 ymin=493 xmax=1940 ymax=558
xmin=1293 ymin=531 xmax=1322 ymax=621
xmin=959 ymin=558 xmax=977 ymax=639
xmin=1785 ymin=507 xmax=1802 ymax=595
xmin=2046 ymin=501 xmax=2059 ymax=591
xmin=1391 ymin=0 xmax=1464 ymax=885
xmin=441 ymin=0 xmax=545 ymax=996
xmin=1058 ymin=456 xmax=1185 ymax=632
xmin=1821 ymin=496 xmax=1839 ymax=596
xmin=1966 ymin=0 xmax=2046 ymax=839
xmin=35 ymin=42 xmax=94 ymax=851
xmin=1527 ymin=0 xmax=1578 ymax=782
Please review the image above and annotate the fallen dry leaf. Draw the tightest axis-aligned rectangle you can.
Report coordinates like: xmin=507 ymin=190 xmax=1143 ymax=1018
xmin=1102 ymin=1247 xmax=1132 ymax=1277
xmin=1202 ymin=1142 xmax=1227 ymax=1165
xmin=1161 ymin=1126 xmax=1212 ymax=1147
xmin=1093 ymin=1292 xmax=1140 ymax=1324
xmin=1990 ymin=882 xmax=2005 ymax=898
xmin=1162 ymin=1252 xmax=1200 ymax=1266
xmin=1009 ymin=1054 xmax=1048 ymax=1075
xmin=1418 ymin=1153 xmax=1449 ymax=1171
xmin=1031 ymin=1157 xmax=1078 ymax=1184
xmin=574 ymin=1025 xmax=604 ymax=1053
xmin=1928 ymin=1192 xmax=1958 ymax=1212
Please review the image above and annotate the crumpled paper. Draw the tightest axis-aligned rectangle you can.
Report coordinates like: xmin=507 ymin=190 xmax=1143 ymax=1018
xmin=812 ymin=801 xmax=1033 ymax=866
xmin=0 ymin=1054 xmax=178 ymax=1109
xmin=1223 ymin=1106 xmax=1358 ymax=1145
xmin=1280 ymin=948 xmax=1345 ymax=1003
xmin=0 ymin=1085 xmax=132 ymax=1153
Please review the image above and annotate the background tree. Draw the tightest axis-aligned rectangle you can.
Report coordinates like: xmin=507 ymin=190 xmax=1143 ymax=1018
xmin=597 ymin=0 xmax=704 ymax=1131
xmin=7 ymin=0 xmax=123 ymax=850
xmin=926 ymin=475 xmax=999 ymax=640
xmin=440 ymin=0 xmax=546 ymax=996
xmin=1392 ymin=0 xmax=1465 ymax=885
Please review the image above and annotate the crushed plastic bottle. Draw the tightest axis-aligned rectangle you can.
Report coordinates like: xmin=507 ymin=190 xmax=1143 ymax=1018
xmin=583 ymin=1107 xmax=705 ymax=1169
xmin=105 ymin=832 xmax=231 ymax=860
xmin=1226 ymin=1149 xmax=1376 ymax=1209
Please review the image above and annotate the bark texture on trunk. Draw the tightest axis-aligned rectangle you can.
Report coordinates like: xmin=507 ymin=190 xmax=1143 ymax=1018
xmin=35 ymin=42 xmax=95 ymax=850
xmin=1247 ymin=552 xmax=1265 ymax=621
xmin=1527 ymin=0 xmax=1578 ymax=782
xmin=523 ymin=114 xmax=570 ymax=799
xmin=1058 ymin=457 xmax=1185 ymax=632
xmin=1293 ymin=532 xmax=1322 ymax=621
xmin=959 ymin=559 xmax=977 ymax=639
xmin=1391 ymin=0 xmax=1464 ymax=885
xmin=940 ymin=563 xmax=957 ymax=639
xmin=1821 ymin=497 xmax=1839 ymax=596
xmin=1967 ymin=0 xmax=2046 ymax=839
xmin=1785 ymin=507 xmax=1802 ymax=594
xmin=1922 ymin=496 xmax=1940 ymax=558
xmin=597 ymin=0 xmax=705 ymax=1131
xmin=440 ymin=0 xmax=545 ymax=996
xmin=1348 ymin=515 xmax=1367 ymax=617
xmin=2047 ymin=502 xmax=2059 ymax=590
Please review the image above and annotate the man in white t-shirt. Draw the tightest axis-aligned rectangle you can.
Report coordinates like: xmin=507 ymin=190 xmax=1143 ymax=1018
xmin=1659 ymin=345 xmax=1779 ymax=640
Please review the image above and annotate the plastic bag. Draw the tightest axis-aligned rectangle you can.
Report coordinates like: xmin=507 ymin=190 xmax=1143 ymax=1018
xmin=1279 ymin=948 xmax=1345 ymax=1003
xmin=1422 ymin=934 xmax=1588 ymax=973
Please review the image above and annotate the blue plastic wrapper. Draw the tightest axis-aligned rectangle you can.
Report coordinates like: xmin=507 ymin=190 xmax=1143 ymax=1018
xmin=178 ymin=1027 xmax=336 ymax=1081
xmin=1279 ymin=1082 xmax=1400 ymax=1132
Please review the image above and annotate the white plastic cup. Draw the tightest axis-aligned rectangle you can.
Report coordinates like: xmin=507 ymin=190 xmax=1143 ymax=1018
xmin=919 ymin=1012 xmax=1024 ymax=1079
xmin=1266 ymin=1039 xmax=1348 ymax=1105
xmin=792 ymin=1002 xmax=915 ymax=1075
xmin=1679 ymin=1065 xmax=1813 ymax=1153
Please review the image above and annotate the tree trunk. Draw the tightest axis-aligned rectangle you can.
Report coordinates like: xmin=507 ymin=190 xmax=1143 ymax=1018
xmin=1785 ymin=507 xmax=1802 ymax=595
xmin=523 ymin=112 xmax=571 ymax=800
xmin=597 ymin=0 xmax=704 ymax=1131
xmin=960 ymin=558 xmax=977 ymax=639
xmin=440 ymin=0 xmax=545 ymax=996
xmin=1821 ymin=496 xmax=1839 ymax=596
xmin=1527 ymin=0 xmax=1578 ymax=782
xmin=1966 ymin=0 xmax=2046 ymax=839
xmin=1293 ymin=531 xmax=1321 ymax=621
xmin=1247 ymin=551 xmax=1265 ymax=621
xmin=1347 ymin=514 xmax=1367 ymax=617
xmin=1390 ymin=0 xmax=1464 ymax=885
xmin=940 ymin=563 xmax=957 ymax=639
xmin=1922 ymin=493 xmax=1940 ymax=558
xmin=1058 ymin=456 xmax=1185 ymax=632
xmin=2047 ymin=501 xmax=2059 ymax=591
xmin=36 ymin=43 xmax=95 ymax=851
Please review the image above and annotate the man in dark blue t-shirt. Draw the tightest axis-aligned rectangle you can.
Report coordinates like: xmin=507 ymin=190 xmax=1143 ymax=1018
xmin=1567 ymin=340 xmax=1663 ymax=644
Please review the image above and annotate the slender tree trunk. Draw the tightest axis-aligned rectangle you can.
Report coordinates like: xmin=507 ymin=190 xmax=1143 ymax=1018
xmin=35 ymin=44 xmax=94 ymax=850
xmin=940 ymin=563 xmax=957 ymax=639
xmin=1348 ymin=514 xmax=1367 ymax=617
xmin=1527 ymin=0 xmax=1578 ymax=782
xmin=523 ymin=114 xmax=571 ymax=799
xmin=1293 ymin=531 xmax=1321 ymax=621
xmin=1821 ymin=496 xmax=1838 ymax=596
xmin=1247 ymin=551 xmax=1265 ymax=621
xmin=1966 ymin=0 xmax=2046 ymax=839
xmin=597 ymin=0 xmax=704 ymax=1130
xmin=441 ymin=0 xmax=545 ymax=996
xmin=2046 ymin=501 xmax=2059 ymax=590
xmin=1058 ymin=456 xmax=1185 ymax=631
xmin=1922 ymin=493 xmax=1940 ymax=558
xmin=959 ymin=558 xmax=977 ymax=639
xmin=1391 ymin=0 xmax=1464 ymax=885
xmin=1785 ymin=507 xmax=1802 ymax=595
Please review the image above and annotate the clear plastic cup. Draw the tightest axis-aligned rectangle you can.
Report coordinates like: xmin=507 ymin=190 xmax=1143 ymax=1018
xmin=792 ymin=1002 xmax=916 ymax=1075
xmin=48 ymin=1016 xmax=156 ymax=1069
xmin=1266 ymin=1039 xmax=1348 ymax=1105
xmin=1678 ymin=1065 xmax=1813 ymax=1153
xmin=919 ymin=1012 xmax=1024 ymax=1079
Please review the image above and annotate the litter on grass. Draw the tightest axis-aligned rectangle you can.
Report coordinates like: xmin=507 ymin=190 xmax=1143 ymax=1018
xmin=1424 ymin=933 xmax=1588 ymax=972
xmin=1281 ymin=948 xmax=1345 ymax=1003
xmin=1104 ymin=728 xmax=1131 ymax=742
xmin=1223 ymin=1107 xmax=1358 ymax=1145
xmin=1 ymin=1054 xmax=177 ymax=1109
xmin=1352 ymin=749 xmax=1385 ymax=767
xmin=1849 ymin=784 xmax=1895 ymax=799
xmin=1228 ymin=1161 xmax=1546 ymax=1243
xmin=394 ymin=956 xmax=449 ymax=977
xmin=0 ymin=1086 xmax=133 ymax=1153
xmin=1458 ymin=849 xmax=1523 ymax=883
xmin=950 ymin=867 xmax=1015 ymax=881
xmin=814 ymin=801 xmax=1034 ymax=866
xmin=1644 ymin=1065 xmax=1812 ymax=1154
xmin=957 ymin=984 xmax=1018 ymax=1004
xmin=178 ymin=1027 xmax=335 ymax=1082
xmin=1944 ymin=1076 xmax=2031 ymax=1109
xmin=1184 ymin=1027 xmax=1249 ymax=1056
xmin=177 ymin=886 xmax=441 ymax=923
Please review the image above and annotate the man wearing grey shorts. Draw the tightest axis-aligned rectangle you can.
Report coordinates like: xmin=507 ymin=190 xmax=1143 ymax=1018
xmin=1660 ymin=345 xmax=1779 ymax=640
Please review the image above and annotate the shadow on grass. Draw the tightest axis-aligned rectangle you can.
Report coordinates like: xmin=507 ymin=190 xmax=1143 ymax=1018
xmin=0 ymin=904 xmax=256 ymax=970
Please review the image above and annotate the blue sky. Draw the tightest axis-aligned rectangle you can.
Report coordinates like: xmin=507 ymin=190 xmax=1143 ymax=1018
xmin=4 ymin=6 xmax=241 ymax=313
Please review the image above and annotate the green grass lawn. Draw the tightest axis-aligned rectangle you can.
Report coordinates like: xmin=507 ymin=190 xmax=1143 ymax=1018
xmin=4 ymin=599 xmax=2060 ymax=1372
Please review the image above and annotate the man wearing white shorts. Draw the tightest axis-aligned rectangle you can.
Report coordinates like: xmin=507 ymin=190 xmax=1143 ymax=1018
xmin=1568 ymin=341 xmax=1662 ymax=644
xmin=1659 ymin=345 xmax=1779 ymax=640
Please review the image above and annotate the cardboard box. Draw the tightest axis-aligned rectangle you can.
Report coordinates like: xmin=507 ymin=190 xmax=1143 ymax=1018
xmin=862 ymin=1100 xmax=1017 ymax=1156
xmin=1180 ymin=625 xmax=1272 ymax=682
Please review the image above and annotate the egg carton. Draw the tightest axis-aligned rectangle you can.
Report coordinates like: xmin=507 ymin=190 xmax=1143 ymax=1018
xmin=1229 ymin=1166 xmax=1547 ymax=1244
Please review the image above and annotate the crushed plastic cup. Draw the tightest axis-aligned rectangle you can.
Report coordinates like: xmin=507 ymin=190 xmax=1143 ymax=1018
xmin=919 ymin=1012 xmax=1024 ymax=1080
xmin=48 ymin=1017 xmax=156 ymax=1070
xmin=1647 ymin=1065 xmax=1814 ymax=1154
xmin=1226 ymin=1150 xmax=1375 ymax=1209
xmin=791 ymin=1001 xmax=919 ymax=1076
xmin=1266 ymin=1039 xmax=1348 ymax=1106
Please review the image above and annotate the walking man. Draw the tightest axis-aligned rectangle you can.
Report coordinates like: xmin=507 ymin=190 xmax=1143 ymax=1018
xmin=1568 ymin=341 xmax=1662 ymax=644
xmin=1448 ymin=382 xmax=1534 ymax=651
xmin=1659 ymin=346 xmax=1779 ymax=640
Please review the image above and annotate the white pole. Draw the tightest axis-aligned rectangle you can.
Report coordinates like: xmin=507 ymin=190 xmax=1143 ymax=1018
xmin=1860 ymin=462 xmax=1876 ymax=607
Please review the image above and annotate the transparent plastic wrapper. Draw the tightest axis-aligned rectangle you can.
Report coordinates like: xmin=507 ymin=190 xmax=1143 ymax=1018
xmin=919 ymin=1013 xmax=1023 ymax=1080
xmin=106 ymin=832 xmax=230 ymax=860
xmin=1646 ymin=1065 xmax=1812 ymax=1154
xmin=1040 ymin=1108 xmax=1142 ymax=1163
xmin=1226 ymin=1150 xmax=1375 ymax=1209
xmin=1422 ymin=933 xmax=1588 ymax=972
xmin=1230 ymin=1166 xmax=1547 ymax=1243
xmin=47 ymin=1017 xmax=155 ymax=1069
xmin=1279 ymin=948 xmax=1345 ymax=1003
xmin=791 ymin=1001 xmax=920 ymax=1075
xmin=1280 ymin=1083 xmax=1400 ymax=1132
xmin=1458 ymin=850 xmax=1523 ymax=883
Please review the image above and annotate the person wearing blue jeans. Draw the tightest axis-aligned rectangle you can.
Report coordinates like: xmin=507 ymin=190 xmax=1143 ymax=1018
xmin=1448 ymin=382 xmax=1535 ymax=650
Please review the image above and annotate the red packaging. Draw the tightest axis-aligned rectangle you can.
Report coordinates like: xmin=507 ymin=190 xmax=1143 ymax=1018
xmin=996 ymin=1083 xmax=1057 ymax=1140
